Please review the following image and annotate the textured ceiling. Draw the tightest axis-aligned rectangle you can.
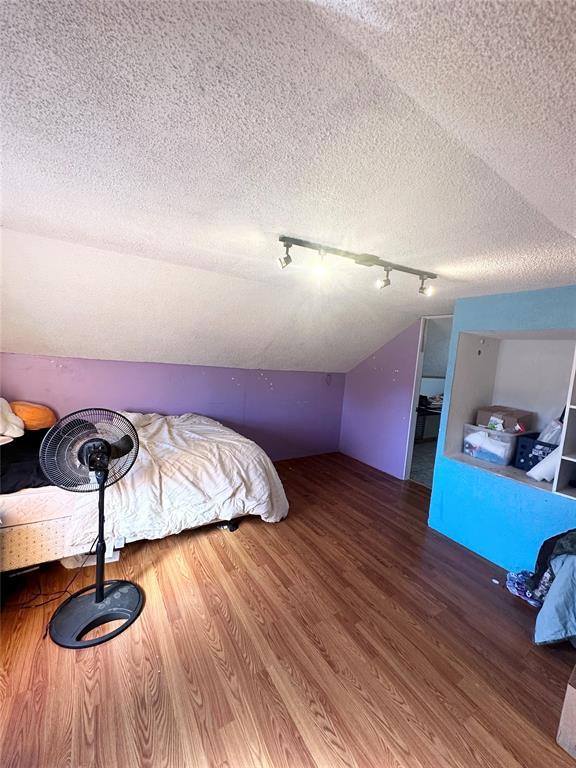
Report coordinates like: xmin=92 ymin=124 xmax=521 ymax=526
xmin=1 ymin=0 xmax=575 ymax=372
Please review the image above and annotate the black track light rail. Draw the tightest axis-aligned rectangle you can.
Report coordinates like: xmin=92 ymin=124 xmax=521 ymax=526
xmin=278 ymin=235 xmax=437 ymax=281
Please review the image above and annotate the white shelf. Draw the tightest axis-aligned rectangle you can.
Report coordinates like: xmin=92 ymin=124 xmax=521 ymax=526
xmin=560 ymin=410 xmax=576 ymax=459
xmin=555 ymin=455 xmax=576 ymax=496
xmin=555 ymin=485 xmax=576 ymax=500
xmin=447 ymin=453 xmax=554 ymax=492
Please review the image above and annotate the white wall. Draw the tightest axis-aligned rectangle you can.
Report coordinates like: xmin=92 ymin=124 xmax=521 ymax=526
xmin=420 ymin=376 xmax=446 ymax=396
xmin=492 ymin=339 xmax=575 ymax=430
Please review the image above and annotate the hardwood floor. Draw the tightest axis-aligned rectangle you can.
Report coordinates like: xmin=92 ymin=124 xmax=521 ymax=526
xmin=1 ymin=453 xmax=574 ymax=768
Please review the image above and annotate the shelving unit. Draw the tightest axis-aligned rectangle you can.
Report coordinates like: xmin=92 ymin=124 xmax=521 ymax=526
xmin=444 ymin=330 xmax=576 ymax=499
xmin=553 ymin=351 xmax=576 ymax=499
xmin=448 ymin=452 xmax=554 ymax=492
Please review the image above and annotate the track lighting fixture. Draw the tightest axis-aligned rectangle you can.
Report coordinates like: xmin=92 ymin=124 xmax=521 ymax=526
xmin=278 ymin=243 xmax=292 ymax=269
xmin=278 ymin=235 xmax=437 ymax=294
xmin=375 ymin=269 xmax=391 ymax=290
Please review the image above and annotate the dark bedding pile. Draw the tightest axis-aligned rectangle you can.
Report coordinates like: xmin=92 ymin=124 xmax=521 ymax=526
xmin=0 ymin=429 xmax=53 ymax=494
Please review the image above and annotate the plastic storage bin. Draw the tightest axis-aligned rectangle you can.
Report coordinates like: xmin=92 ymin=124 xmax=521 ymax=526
xmin=463 ymin=424 xmax=519 ymax=466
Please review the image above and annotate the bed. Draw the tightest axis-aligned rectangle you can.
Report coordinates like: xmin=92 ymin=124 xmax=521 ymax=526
xmin=0 ymin=412 xmax=289 ymax=571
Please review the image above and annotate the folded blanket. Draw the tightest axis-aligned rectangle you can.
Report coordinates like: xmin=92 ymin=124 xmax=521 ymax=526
xmin=465 ymin=429 xmax=509 ymax=461
xmin=534 ymin=554 xmax=576 ymax=646
xmin=0 ymin=427 xmax=53 ymax=493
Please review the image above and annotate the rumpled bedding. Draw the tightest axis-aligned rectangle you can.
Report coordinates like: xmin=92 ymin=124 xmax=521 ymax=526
xmin=69 ymin=412 xmax=288 ymax=548
xmin=534 ymin=554 xmax=576 ymax=646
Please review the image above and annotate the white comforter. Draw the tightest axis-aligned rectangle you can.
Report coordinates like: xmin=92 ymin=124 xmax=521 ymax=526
xmin=68 ymin=412 xmax=288 ymax=548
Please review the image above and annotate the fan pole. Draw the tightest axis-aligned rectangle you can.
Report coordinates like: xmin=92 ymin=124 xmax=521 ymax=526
xmin=95 ymin=470 xmax=108 ymax=603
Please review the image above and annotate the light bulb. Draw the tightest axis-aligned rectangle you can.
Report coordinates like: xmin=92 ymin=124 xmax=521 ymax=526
xmin=313 ymin=264 xmax=327 ymax=281
xmin=278 ymin=244 xmax=292 ymax=269
xmin=313 ymin=249 xmax=328 ymax=281
xmin=375 ymin=275 xmax=391 ymax=290
xmin=375 ymin=267 xmax=391 ymax=290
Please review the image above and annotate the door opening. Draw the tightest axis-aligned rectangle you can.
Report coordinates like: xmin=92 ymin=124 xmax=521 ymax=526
xmin=405 ymin=316 xmax=453 ymax=488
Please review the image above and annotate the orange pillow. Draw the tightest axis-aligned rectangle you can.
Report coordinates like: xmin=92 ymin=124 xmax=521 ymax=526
xmin=10 ymin=401 xmax=57 ymax=431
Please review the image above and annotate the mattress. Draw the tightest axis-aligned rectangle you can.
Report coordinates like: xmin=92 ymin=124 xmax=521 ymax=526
xmin=1 ymin=485 xmax=88 ymax=528
xmin=0 ymin=486 xmax=95 ymax=571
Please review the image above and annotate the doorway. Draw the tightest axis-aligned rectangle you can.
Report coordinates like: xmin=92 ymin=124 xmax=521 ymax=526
xmin=407 ymin=316 xmax=453 ymax=488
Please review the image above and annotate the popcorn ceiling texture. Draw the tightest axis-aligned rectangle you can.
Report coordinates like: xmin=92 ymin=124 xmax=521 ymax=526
xmin=1 ymin=0 xmax=575 ymax=372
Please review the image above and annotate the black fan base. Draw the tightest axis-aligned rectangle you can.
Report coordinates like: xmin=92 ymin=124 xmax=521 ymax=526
xmin=49 ymin=580 xmax=144 ymax=649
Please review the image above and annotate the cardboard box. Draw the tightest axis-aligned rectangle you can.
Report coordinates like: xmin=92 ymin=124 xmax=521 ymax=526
xmin=476 ymin=405 xmax=534 ymax=432
xmin=557 ymin=665 xmax=576 ymax=759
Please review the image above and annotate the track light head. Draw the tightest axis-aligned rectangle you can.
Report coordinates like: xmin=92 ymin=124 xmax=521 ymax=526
xmin=375 ymin=269 xmax=391 ymax=290
xmin=278 ymin=243 xmax=292 ymax=269
xmin=418 ymin=276 xmax=434 ymax=296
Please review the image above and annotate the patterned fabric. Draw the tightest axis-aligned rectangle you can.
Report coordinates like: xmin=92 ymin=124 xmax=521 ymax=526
xmin=530 ymin=567 xmax=555 ymax=604
xmin=507 ymin=529 xmax=576 ymax=610
xmin=506 ymin=570 xmax=544 ymax=607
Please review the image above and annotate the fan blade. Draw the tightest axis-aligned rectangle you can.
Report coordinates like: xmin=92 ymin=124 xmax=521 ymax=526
xmin=60 ymin=418 xmax=96 ymax=437
xmin=109 ymin=434 xmax=135 ymax=460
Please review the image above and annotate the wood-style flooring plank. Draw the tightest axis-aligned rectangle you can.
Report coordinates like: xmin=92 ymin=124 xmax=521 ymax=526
xmin=1 ymin=453 xmax=574 ymax=767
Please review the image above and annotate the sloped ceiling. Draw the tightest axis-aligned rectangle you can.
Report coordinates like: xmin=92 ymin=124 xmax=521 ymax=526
xmin=1 ymin=0 xmax=575 ymax=372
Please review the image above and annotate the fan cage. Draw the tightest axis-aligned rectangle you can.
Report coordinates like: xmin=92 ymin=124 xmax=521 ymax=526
xmin=39 ymin=408 xmax=139 ymax=493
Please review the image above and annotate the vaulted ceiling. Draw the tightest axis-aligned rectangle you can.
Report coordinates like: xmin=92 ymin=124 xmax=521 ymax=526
xmin=1 ymin=0 xmax=575 ymax=371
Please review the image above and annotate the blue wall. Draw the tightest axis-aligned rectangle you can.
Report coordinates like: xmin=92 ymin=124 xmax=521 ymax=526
xmin=428 ymin=285 xmax=576 ymax=571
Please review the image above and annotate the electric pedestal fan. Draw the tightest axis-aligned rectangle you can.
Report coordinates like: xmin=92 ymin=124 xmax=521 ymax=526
xmin=39 ymin=408 xmax=143 ymax=649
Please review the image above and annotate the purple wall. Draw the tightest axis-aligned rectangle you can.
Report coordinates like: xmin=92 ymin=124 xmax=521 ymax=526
xmin=339 ymin=320 xmax=422 ymax=478
xmin=0 ymin=353 xmax=345 ymax=461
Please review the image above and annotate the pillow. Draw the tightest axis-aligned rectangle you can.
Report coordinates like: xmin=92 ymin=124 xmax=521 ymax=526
xmin=10 ymin=401 xmax=57 ymax=431
xmin=526 ymin=446 xmax=561 ymax=483
xmin=0 ymin=428 xmax=53 ymax=493
xmin=0 ymin=397 xmax=24 ymax=443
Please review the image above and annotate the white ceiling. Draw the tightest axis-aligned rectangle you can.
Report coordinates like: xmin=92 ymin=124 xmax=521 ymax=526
xmin=1 ymin=0 xmax=575 ymax=372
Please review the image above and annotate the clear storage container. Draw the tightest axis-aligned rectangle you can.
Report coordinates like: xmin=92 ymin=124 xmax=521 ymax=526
xmin=463 ymin=424 xmax=519 ymax=466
